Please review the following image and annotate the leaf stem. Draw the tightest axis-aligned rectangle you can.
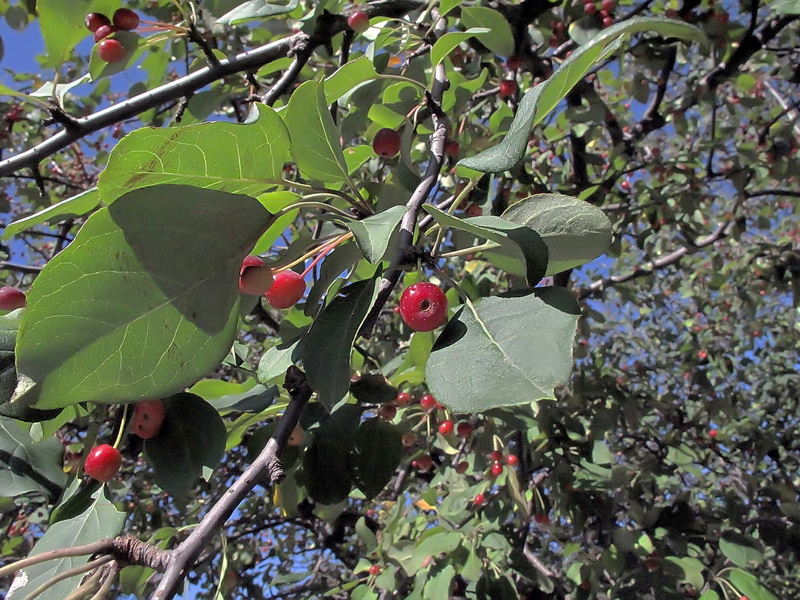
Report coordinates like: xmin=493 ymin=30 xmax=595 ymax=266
xmin=0 ymin=540 xmax=114 ymax=579
xmin=271 ymin=200 xmax=355 ymax=221
xmin=22 ymin=555 xmax=113 ymax=600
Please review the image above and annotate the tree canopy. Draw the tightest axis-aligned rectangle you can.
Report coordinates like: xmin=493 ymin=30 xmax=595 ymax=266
xmin=0 ymin=1 xmax=798 ymax=600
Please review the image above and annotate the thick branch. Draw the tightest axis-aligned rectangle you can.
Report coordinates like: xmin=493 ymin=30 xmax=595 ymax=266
xmin=151 ymin=366 xmax=312 ymax=600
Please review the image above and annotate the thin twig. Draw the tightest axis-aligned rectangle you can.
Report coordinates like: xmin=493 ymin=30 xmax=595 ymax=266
xmin=0 ymin=539 xmax=114 ymax=579
xmin=21 ymin=555 xmax=113 ymax=600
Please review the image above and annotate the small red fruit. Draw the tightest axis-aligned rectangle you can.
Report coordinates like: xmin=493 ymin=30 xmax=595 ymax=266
xmin=131 ymin=399 xmax=166 ymax=439
xmin=499 ymin=79 xmax=518 ymax=98
xmin=399 ymin=282 xmax=448 ymax=332
xmin=490 ymin=462 xmax=504 ymax=477
xmin=473 ymin=493 xmax=486 ymax=506
xmin=601 ymin=0 xmax=615 ymax=11
xmin=438 ymin=420 xmax=454 ymax=435
xmin=93 ymin=24 xmax=116 ymax=43
xmin=534 ymin=513 xmax=550 ymax=524
xmin=348 ymin=11 xmax=370 ymax=33
xmin=401 ymin=432 xmax=417 ymax=447
xmin=85 ymin=12 xmax=111 ymax=32
xmin=455 ymin=461 xmax=469 ymax=474
xmin=445 ymin=140 xmax=460 ymax=156
xmin=0 ymin=286 xmax=26 ymax=311
xmin=490 ymin=450 xmax=503 ymax=462
xmin=505 ymin=55 xmax=522 ymax=70
xmin=239 ymin=255 xmax=274 ymax=295
xmin=368 ymin=564 xmax=381 ymax=576
xmin=266 ymin=270 xmax=306 ymax=309
xmin=621 ymin=179 xmax=631 ymax=191
xmin=602 ymin=16 xmax=614 ymax=27
xmin=380 ymin=403 xmax=397 ymax=420
xmin=373 ymin=128 xmax=401 ymax=158
xmin=456 ymin=422 xmax=473 ymax=438
xmin=415 ymin=454 xmax=433 ymax=472
xmin=396 ymin=391 xmax=412 ymax=407
xmin=506 ymin=454 xmax=519 ymax=466
xmin=97 ymin=39 xmax=126 ymax=63
xmin=419 ymin=393 xmax=437 ymax=411
xmin=709 ymin=429 xmax=718 ymax=439
xmin=113 ymin=8 xmax=139 ymax=31
xmin=84 ymin=444 xmax=122 ymax=482
xmin=465 ymin=204 xmax=483 ymax=217
xmin=584 ymin=2 xmax=597 ymax=13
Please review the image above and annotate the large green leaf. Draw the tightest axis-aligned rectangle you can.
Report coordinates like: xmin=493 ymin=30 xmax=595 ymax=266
xmin=719 ymin=532 xmax=764 ymax=568
xmin=460 ymin=6 xmax=515 ymax=57
xmin=3 ymin=188 xmax=99 ymax=240
xmin=340 ymin=205 xmax=407 ymax=263
xmin=431 ymin=28 xmax=491 ymax=66
xmin=351 ymin=418 xmax=402 ymax=499
xmin=424 ymin=205 xmax=548 ymax=285
xmin=324 ymin=57 xmax=379 ymax=103
xmin=459 ymin=17 xmax=707 ymax=173
xmin=216 ymin=0 xmax=300 ymax=24
xmin=98 ymin=104 xmax=290 ymax=203
xmin=426 ymin=287 xmax=580 ymax=412
xmin=0 ymin=417 xmax=66 ymax=501
xmin=37 ymin=0 xmax=118 ymax=68
xmin=502 ymin=194 xmax=612 ymax=275
xmin=6 ymin=485 xmax=124 ymax=600
xmin=144 ymin=393 xmax=227 ymax=499
xmin=773 ymin=0 xmax=800 ymax=14
xmin=15 ymin=185 xmax=273 ymax=410
xmin=302 ymin=405 xmax=360 ymax=504
xmin=283 ymin=81 xmax=350 ymax=184
xmin=728 ymin=569 xmax=779 ymax=600
xmin=300 ymin=272 xmax=381 ymax=410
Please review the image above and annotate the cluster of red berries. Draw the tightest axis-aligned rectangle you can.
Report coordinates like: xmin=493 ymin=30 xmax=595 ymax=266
xmin=84 ymin=399 xmax=166 ymax=482
xmin=239 ymin=255 xmax=306 ymax=310
xmin=488 ymin=449 xmax=519 ymax=478
xmin=549 ymin=21 xmax=566 ymax=48
xmin=582 ymin=0 xmax=616 ymax=27
xmin=85 ymin=8 xmax=139 ymax=63
xmin=0 ymin=286 xmax=26 ymax=311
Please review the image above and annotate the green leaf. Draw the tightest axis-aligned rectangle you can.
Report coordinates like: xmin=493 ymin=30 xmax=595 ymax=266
xmin=144 ymin=393 xmax=227 ymax=499
xmin=340 ymin=205 xmax=406 ymax=263
xmin=502 ymin=194 xmax=612 ymax=275
xmin=460 ymin=7 xmax=515 ymax=57
xmin=728 ymin=568 xmax=779 ymax=600
xmin=719 ymin=532 xmax=764 ymax=568
xmin=6 ymin=485 xmax=124 ymax=600
xmin=48 ymin=478 xmax=102 ymax=525
xmin=351 ymin=418 xmax=402 ymax=499
xmin=303 ymin=435 xmax=353 ymax=504
xmin=459 ymin=17 xmax=707 ymax=173
xmin=3 ymin=188 xmax=99 ymax=239
xmin=31 ymin=75 xmax=91 ymax=103
xmin=283 ymin=81 xmax=350 ymax=184
xmin=304 ymin=241 xmax=362 ymax=317
xmin=0 ymin=417 xmax=66 ymax=501
xmin=98 ymin=104 xmax=290 ymax=203
xmin=431 ymin=28 xmax=491 ymax=66
xmin=203 ymin=384 xmax=280 ymax=413
xmin=300 ymin=272 xmax=381 ymax=410
xmin=410 ymin=530 xmax=462 ymax=571
xmin=424 ymin=564 xmax=456 ymax=599
xmin=424 ymin=205 xmax=548 ymax=285
xmin=324 ymin=57 xmax=379 ymax=103
xmin=426 ymin=288 xmax=580 ymax=412
xmin=15 ymin=185 xmax=273 ymax=410
xmin=257 ymin=340 xmax=301 ymax=383
xmin=216 ymin=0 xmax=300 ymax=24
xmin=772 ymin=0 xmax=800 ymax=14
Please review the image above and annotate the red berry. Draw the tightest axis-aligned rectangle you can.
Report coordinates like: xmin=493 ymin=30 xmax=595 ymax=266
xmin=265 ymin=270 xmax=306 ymax=309
xmin=0 ymin=286 xmax=26 ymax=311
xmin=456 ymin=422 xmax=473 ymax=438
xmin=499 ymin=79 xmax=517 ymax=98
xmin=368 ymin=564 xmax=381 ymax=576
xmin=506 ymin=454 xmax=519 ymax=466
xmin=6 ymin=105 xmax=23 ymax=122
xmin=602 ymin=16 xmax=614 ymax=27
xmin=379 ymin=403 xmax=397 ymax=420
xmin=455 ymin=461 xmax=469 ymax=474
xmin=348 ymin=11 xmax=370 ymax=33
xmin=373 ymin=128 xmax=401 ymax=158
xmin=84 ymin=444 xmax=122 ymax=482
xmin=445 ymin=140 xmax=460 ymax=156
xmin=93 ymin=25 xmax=117 ymax=43
xmin=97 ymin=39 xmax=126 ymax=63
xmin=584 ymin=2 xmax=597 ymax=13
xmin=399 ymin=282 xmax=448 ymax=332
xmin=419 ymin=393 xmax=437 ymax=411
xmin=490 ymin=450 xmax=503 ymax=462
xmin=473 ymin=493 xmax=486 ymax=506
xmin=465 ymin=204 xmax=483 ymax=217
xmin=113 ymin=8 xmax=139 ymax=31
xmin=602 ymin=0 xmax=615 ymax=11
xmin=131 ymin=399 xmax=166 ymax=439
xmin=396 ymin=391 xmax=412 ymax=407
xmin=438 ymin=420 xmax=454 ymax=435
xmin=401 ymin=432 xmax=417 ymax=447
xmin=490 ymin=462 xmax=504 ymax=477
xmin=534 ymin=513 xmax=550 ymax=524
xmin=85 ymin=12 xmax=111 ymax=32
xmin=709 ymin=429 xmax=718 ymax=439
xmin=415 ymin=454 xmax=433 ymax=472
xmin=621 ymin=179 xmax=631 ymax=191
xmin=505 ymin=55 xmax=522 ymax=71
xmin=239 ymin=255 xmax=274 ymax=295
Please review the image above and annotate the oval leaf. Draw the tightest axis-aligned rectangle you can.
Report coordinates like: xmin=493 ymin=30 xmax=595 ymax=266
xmin=459 ymin=17 xmax=707 ymax=173
xmin=15 ymin=185 xmax=273 ymax=410
xmin=460 ymin=6 xmax=515 ymax=57
xmin=0 ymin=416 xmax=66 ymax=501
xmin=426 ymin=287 xmax=580 ymax=412
xmin=351 ymin=418 xmax=402 ymax=499
xmin=502 ymin=194 xmax=612 ymax=275
xmin=216 ymin=0 xmax=300 ymax=24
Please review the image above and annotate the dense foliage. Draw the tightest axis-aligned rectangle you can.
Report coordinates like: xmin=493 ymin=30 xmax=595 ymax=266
xmin=0 ymin=1 xmax=798 ymax=599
